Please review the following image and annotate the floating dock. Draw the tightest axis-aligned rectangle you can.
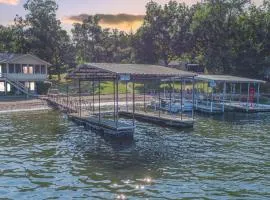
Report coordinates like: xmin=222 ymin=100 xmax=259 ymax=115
xmin=46 ymin=63 xmax=196 ymax=138
xmin=224 ymin=102 xmax=270 ymax=113
xmin=194 ymin=100 xmax=223 ymax=114
xmin=68 ymin=113 xmax=135 ymax=138
xmin=120 ymin=111 xmax=194 ymax=128
xmin=194 ymin=74 xmax=269 ymax=114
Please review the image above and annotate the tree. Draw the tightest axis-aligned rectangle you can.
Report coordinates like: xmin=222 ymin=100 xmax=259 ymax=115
xmin=22 ymin=0 xmax=74 ymax=80
xmin=72 ymin=15 xmax=102 ymax=63
xmin=232 ymin=2 xmax=270 ymax=77
xmin=190 ymin=0 xmax=256 ymax=74
xmin=133 ymin=1 xmax=193 ymax=65
xmin=72 ymin=16 xmax=134 ymax=64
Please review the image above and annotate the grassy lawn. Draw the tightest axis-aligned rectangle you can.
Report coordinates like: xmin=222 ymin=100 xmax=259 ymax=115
xmin=49 ymin=74 xmax=215 ymax=95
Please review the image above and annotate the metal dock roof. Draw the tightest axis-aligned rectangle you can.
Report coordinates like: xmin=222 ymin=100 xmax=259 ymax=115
xmin=195 ymin=75 xmax=266 ymax=84
xmin=67 ymin=63 xmax=196 ymax=80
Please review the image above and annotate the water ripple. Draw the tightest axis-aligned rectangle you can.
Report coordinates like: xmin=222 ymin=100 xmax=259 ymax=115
xmin=0 ymin=111 xmax=270 ymax=199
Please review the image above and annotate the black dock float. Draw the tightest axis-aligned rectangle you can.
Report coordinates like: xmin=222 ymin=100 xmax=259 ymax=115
xmin=68 ymin=114 xmax=135 ymax=138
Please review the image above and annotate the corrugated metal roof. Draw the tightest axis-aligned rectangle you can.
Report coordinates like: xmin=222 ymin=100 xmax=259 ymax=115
xmin=195 ymin=75 xmax=265 ymax=84
xmin=0 ymin=53 xmax=51 ymax=65
xmin=85 ymin=63 xmax=195 ymax=77
xmin=0 ymin=53 xmax=24 ymax=62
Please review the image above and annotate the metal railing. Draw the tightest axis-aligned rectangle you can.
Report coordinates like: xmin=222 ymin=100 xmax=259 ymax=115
xmin=0 ymin=73 xmax=31 ymax=96
xmin=0 ymin=73 xmax=7 ymax=78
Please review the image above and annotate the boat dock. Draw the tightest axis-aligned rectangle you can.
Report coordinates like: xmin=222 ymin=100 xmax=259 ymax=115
xmin=224 ymin=101 xmax=270 ymax=112
xmin=45 ymin=63 xmax=196 ymax=138
xmin=194 ymin=75 xmax=269 ymax=114
xmin=120 ymin=110 xmax=194 ymax=128
xmin=195 ymin=102 xmax=223 ymax=114
xmin=68 ymin=113 xmax=135 ymax=137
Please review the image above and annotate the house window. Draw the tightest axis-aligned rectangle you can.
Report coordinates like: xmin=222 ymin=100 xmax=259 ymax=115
xmin=15 ymin=64 xmax=22 ymax=73
xmin=0 ymin=82 xmax=4 ymax=92
xmin=9 ymin=64 xmax=15 ymax=73
xmin=0 ymin=64 xmax=7 ymax=73
xmin=23 ymin=64 xmax=28 ymax=74
xmin=7 ymin=83 xmax=11 ymax=92
xmin=35 ymin=65 xmax=40 ymax=74
xmin=25 ymin=82 xmax=30 ymax=88
xmin=30 ymin=82 xmax=35 ymax=91
xmin=41 ymin=65 xmax=46 ymax=74
xmin=28 ymin=66 xmax=33 ymax=74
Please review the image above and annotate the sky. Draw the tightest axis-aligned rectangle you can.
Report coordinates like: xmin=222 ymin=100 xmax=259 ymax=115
xmin=0 ymin=0 xmax=264 ymax=32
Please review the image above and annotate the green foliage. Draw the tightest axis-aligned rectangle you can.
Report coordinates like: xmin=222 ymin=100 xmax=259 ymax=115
xmin=36 ymin=81 xmax=52 ymax=95
xmin=72 ymin=17 xmax=133 ymax=63
xmin=0 ymin=0 xmax=270 ymax=80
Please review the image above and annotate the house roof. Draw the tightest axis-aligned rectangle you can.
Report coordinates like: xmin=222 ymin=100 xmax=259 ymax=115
xmin=0 ymin=53 xmax=51 ymax=65
xmin=195 ymin=74 xmax=266 ymax=84
xmin=67 ymin=63 xmax=196 ymax=81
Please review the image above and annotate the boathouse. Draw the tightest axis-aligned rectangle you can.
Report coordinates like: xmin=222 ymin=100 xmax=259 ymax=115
xmin=58 ymin=63 xmax=196 ymax=137
xmin=0 ymin=53 xmax=50 ymax=96
xmin=194 ymin=74 xmax=269 ymax=113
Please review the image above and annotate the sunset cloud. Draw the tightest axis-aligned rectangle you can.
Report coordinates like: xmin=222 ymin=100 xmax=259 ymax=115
xmin=62 ymin=14 xmax=145 ymax=32
xmin=0 ymin=0 xmax=19 ymax=5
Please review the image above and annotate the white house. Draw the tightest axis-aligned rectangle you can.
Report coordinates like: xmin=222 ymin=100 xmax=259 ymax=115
xmin=0 ymin=53 xmax=50 ymax=95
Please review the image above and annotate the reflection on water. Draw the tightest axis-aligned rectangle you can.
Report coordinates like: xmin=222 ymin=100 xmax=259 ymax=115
xmin=0 ymin=110 xmax=270 ymax=199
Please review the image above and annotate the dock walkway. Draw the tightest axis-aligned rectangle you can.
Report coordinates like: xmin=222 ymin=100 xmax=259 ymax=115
xmin=68 ymin=113 xmax=135 ymax=137
xmin=120 ymin=110 xmax=194 ymax=128
xmin=224 ymin=102 xmax=270 ymax=112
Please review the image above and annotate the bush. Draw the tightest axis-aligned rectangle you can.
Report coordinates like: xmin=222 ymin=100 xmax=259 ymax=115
xmin=36 ymin=82 xmax=52 ymax=95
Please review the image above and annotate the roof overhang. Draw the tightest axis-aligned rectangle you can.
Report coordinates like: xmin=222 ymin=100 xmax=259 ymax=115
xmin=195 ymin=75 xmax=266 ymax=84
xmin=67 ymin=63 xmax=196 ymax=81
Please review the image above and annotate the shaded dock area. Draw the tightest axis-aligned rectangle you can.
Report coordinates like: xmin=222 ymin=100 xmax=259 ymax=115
xmin=46 ymin=63 xmax=196 ymax=137
xmin=194 ymin=75 xmax=268 ymax=114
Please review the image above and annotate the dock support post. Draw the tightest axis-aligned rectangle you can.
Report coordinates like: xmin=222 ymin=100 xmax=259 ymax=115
xmin=181 ymin=78 xmax=183 ymax=120
xmin=257 ymin=83 xmax=260 ymax=105
xmin=247 ymin=83 xmax=250 ymax=112
xmin=92 ymin=81 xmax=95 ymax=115
xmin=116 ymin=77 xmax=119 ymax=128
xmin=66 ymin=84 xmax=69 ymax=109
xmin=143 ymin=82 xmax=146 ymax=112
xmin=126 ymin=81 xmax=128 ymax=112
xmin=79 ymin=80 xmax=81 ymax=117
xmin=206 ymin=82 xmax=209 ymax=107
xmin=222 ymin=82 xmax=226 ymax=112
xmin=98 ymin=79 xmax=101 ymax=123
xmin=172 ymin=79 xmax=175 ymax=101
xmin=169 ymin=80 xmax=172 ymax=113
xmin=192 ymin=77 xmax=195 ymax=119
xmin=211 ymin=84 xmax=214 ymax=112
xmin=159 ymin=81 xmax=161 ymax=118
xmin=113 ymin=79 xmax=116 ymax=122
xmin=132 ymin=81 xmax=135 ymax=126
xmin=239 ymin=83 xmax=242 ymax=103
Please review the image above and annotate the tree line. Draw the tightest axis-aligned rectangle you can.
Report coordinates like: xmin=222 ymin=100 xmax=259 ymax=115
xmin=0 ymin=0 xmax=269 ymax=80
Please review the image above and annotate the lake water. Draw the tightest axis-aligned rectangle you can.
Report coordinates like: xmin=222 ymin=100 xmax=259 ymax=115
xmin=0 ymin=110 xmax=269 ymax=199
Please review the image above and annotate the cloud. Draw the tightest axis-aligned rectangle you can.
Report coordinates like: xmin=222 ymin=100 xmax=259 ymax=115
xmin=0 ymin=0 xmax=20 ymax=5
xmin=62 ymin=14 xmax=144 ymax=32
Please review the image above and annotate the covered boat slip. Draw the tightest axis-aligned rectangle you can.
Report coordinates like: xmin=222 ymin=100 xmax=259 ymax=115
xmin=194 ymin=75 xmax=269 ymax=113
xmin=66 ymin=63 xmax=196 ymax=137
